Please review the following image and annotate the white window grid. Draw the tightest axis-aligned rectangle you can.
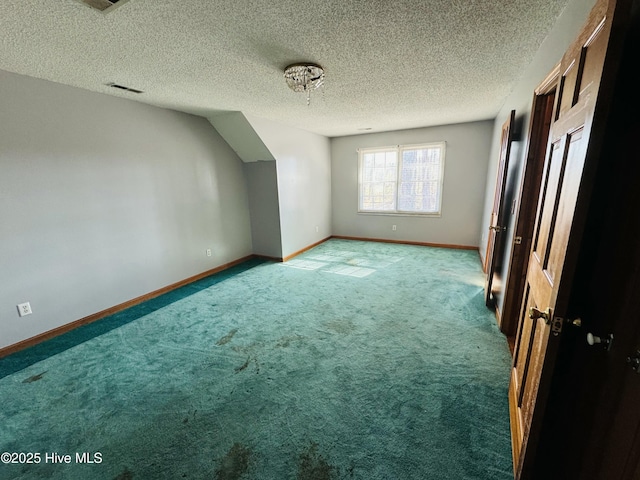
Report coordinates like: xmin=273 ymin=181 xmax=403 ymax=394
xmin=358 ymin=142 xmax=445 ymax=215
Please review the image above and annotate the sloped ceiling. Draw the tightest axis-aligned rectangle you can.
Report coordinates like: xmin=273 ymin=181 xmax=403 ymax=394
xmin=209 ymin=113 xmax=275 ymax=163
xmin=0 ymin=0 xmax=571 ymax=137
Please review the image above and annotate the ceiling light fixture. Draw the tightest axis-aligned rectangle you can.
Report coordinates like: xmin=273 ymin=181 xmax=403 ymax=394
xmin=283 ymin=63 xmax=324 ymax=105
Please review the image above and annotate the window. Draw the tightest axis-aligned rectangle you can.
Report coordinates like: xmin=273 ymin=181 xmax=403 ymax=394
xmin=358 ymin=142 xmax=445 ymax=215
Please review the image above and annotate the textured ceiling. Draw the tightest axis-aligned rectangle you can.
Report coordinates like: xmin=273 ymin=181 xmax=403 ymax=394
xmin=0 ymin=0 xmax=571 ymax=137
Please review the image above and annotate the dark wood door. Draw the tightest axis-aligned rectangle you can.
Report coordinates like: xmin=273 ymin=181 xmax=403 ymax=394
xmin=508 ymin=0 xmax=630 ymax=477
xmin=595 ymin=287 xmax=640 ymax=479
xmin=573 ymin=172 xmax=640 ymax=479
xmin=484 ymin=109 xmax=515 ymax=307
xmin=498 ymin=76 xmax=556 ymax=337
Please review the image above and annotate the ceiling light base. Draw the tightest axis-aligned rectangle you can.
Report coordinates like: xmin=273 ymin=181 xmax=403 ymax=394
xmin=284 ymin=63 xmax=325 ymax=105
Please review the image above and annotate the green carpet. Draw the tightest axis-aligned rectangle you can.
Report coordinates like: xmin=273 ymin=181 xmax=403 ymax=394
xmin=0 ymin=239 xmax=513 ymax=479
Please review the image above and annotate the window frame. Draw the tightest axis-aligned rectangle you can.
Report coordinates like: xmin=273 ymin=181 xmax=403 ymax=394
xmin=357 ymin=142 xmax=446 ymax=216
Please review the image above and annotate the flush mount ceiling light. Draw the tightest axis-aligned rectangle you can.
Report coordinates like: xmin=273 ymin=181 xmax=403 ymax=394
xmin=78 ymin=0 xmax=129 ymax=12
xmin=283 ymin=63 xmax=324 ymax=105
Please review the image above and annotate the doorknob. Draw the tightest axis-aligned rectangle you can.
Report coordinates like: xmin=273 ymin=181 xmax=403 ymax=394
xmin=587 ymin=332 xmax=613 ymax=351
xmin=529 ymin=307 xmax=551 ymax=323
xmin=567 ymin=318 xmax=582 ymax=327
xmin=489 ymin=225 xmax=505 ymax=232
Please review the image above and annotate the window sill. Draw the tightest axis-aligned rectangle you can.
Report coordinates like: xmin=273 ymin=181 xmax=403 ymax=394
xmin=357 ymin=211 xmax=441 ymax=218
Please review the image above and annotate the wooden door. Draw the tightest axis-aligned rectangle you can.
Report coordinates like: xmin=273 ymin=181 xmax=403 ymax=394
xmin=508 ymin=0 xmax=631 ymax=477
xmin=484 ymin=109 xmax=515 ymax=307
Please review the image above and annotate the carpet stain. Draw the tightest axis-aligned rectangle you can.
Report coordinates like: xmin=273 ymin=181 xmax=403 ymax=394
xmin=231 ymin=341 xmax=262 ymax=353
xmin=22 ymin=371 xmax=47 ymax=383
xmin=298 ymin=442 xmax=334 ymax=480
xmin=234 ymin=358 xmax=250 ymax=373
xmin=216 ymin=329 xmax=238 ymax=346
xmin=325 ymin=319 xmax=355 ymax=335
xmin=346 ymin=462 xmax=355 ymax=477
xmin=215 ymin=443 xmax=251 ymax=480
xmin=234 ymin=355 xmax=259 ymax=374
xmin=231 ymin=343 xmax=261 ymax=373
xmin=183 ymin=409 xmax=197 ymax=424
xmin=113 ymin=467 xmax=133 ymax=479
xmin=275 ymin=334 xmax=304 ymax=348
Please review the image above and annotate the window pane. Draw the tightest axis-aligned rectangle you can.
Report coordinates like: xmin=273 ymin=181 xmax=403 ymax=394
xmin=398 ymin=146 xmax=442 ymax=213
xmin=384 ymin=166 xmax=396 ymax=181
xmin=364 ymin=154 xmax=374 ymax=168
xmin=359 ymin=149 xmax=397 ymax=211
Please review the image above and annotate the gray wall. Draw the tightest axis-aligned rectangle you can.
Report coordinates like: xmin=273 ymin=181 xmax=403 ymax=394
xmin=245 ymin=115 xmax=332 ymax=259
xmin=478 ymin=0 xmax=598 ymax=314
xmin=0 ymin=70 xmax=253 ymax=349
xmin=331 ymin=121 xmax=494 ymax=247
xmin=243 ymin=161 xmax=283 ymax=258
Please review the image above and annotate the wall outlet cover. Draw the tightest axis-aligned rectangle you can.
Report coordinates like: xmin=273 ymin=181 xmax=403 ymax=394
xmin=17 ymin=302 xmax=32 ymax=317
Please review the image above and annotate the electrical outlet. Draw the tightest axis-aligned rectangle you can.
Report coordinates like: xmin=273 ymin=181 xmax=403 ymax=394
xmin=392 ymin=225 xmax=397 ymax=231
xmin=206 ymin=249 xmax=212 ymax=257
xmin=17 ymin=302 xmax=32 ymax=317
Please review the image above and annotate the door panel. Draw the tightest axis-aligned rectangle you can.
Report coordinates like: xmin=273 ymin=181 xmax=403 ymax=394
xmin=513 ymin=286 xmax=533 ymax=400
xmin=520 ymin=314 xmax=546 ymax=429
xmin=531 ymin=139 xmax=562 ymax=278
xmin=508 ymin=0 xmax=630 ymax=477
xmin=575 ymin=18 xmax=608 ymax=103
xmin=546 ymin=129 xmax=585 ymax=280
